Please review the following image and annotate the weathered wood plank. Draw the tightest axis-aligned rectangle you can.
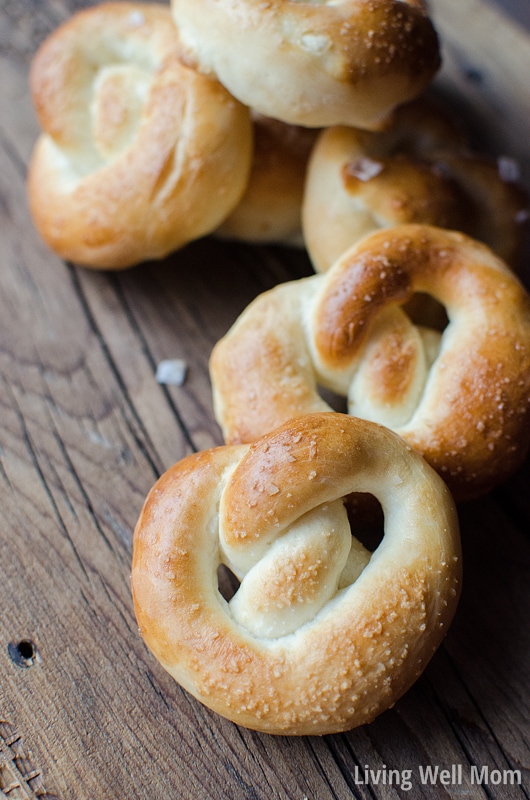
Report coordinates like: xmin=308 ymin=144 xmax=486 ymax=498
xmin=430 ymin=0 xmax=530 ymax=183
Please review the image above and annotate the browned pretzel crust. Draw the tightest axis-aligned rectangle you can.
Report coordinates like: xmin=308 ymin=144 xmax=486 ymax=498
xmin=303 ymin=98 xmax=529 ymax=273
xmin=210 ymin=225 xmax=530 ymax=500
xmin=216 ymin=114 xmax=319 ymax=247
xmin=132 ymin=413 xmax=461 ymax=735
xmin=28 ymin=3 xmax=252 ymax=269
xmin=171 ymin=0 xmax=440 ymax=129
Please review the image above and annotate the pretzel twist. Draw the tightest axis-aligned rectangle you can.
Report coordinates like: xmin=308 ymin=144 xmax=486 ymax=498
xmin=303 ymin=98 xmax=529 ymax=273
xmin=171 ymin=0 xmax=441 ymax=129
xmin=28 ymin=3 xmax=252 ymax=269
xmin=210 ymin=225 xmax=530 ymax=500
xmin=132 ymin=413 xmax=461 ymax=735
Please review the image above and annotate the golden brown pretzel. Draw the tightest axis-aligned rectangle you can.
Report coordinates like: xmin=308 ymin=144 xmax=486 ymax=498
xmin=27 ymin=3 xmax=252 ymax=269
xmin=216 ymin=114 xmax=319 ymax=247
xmin=210 ymin=225 xmax=530 ymax=500
xmin=171 ymin=0 xmax=441 ymax=129
xmin=303 ymin=98 xmax=529 ymax=273
xmin=132 ymin=413 xmax=461 ymax=736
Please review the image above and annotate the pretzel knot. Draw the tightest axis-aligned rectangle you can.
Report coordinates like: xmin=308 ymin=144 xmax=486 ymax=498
xmin=210 ymin=225 xmax=530 ymax=500
xmin=132 ymin=413 xmax=461 ymax=736
xmin=27 ymin=3 xmax=252 ymax=269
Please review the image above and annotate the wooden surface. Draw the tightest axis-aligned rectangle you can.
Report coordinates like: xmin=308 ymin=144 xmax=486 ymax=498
xmin=1 ymin=1 xmax=529 ymax=798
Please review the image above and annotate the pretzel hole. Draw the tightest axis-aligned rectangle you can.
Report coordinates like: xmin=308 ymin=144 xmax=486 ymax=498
xmin=217 ymin=564 xmax=240 ymax=602
xmin=345 ymin=493 xmax=385 ymax=553
xmin=318 ymin=385 xmax=348 ymax=413
xmin=402 ymin=292 xmax=448 ymax=332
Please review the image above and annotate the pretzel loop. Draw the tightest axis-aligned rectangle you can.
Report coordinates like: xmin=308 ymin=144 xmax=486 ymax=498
xmin=28 ymin=3 xmax=252 ymax=268
xmin=211 ymin=225 xmax=530 ymax=499
xmin=302 ymin=98 xmax=529 ymax=273
xmin=132 ymin=413 xmax=461 ymax=735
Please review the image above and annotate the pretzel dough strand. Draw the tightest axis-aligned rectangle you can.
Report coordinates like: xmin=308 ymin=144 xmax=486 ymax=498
xmin=314 ymin=226 xmax=521 ymax=366
xmin=222 ymin=411 xmax=398 ymax=547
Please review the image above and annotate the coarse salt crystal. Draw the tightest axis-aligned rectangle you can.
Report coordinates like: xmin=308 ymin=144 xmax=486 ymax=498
xmin=156 ymin=359 xmax=187 ymax=386
xmin=128 ymin=10 xmax=145 ymax=27
xmin=497 ymin=155 xmax=520 ymax=183
xmin=347 ymin=157 xmax=384 ymax=182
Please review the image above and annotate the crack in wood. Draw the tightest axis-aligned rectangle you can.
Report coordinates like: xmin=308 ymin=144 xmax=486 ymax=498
xmin=2 ymin=379 xmax=92 ymax=584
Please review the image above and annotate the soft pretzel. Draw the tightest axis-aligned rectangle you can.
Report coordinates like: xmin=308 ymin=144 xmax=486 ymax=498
xmin=132 ymin=412 xmax=461 ymax=736
xmin=210 ymin=225 xmax=530 ymax=500
xmin=216 ymin=114 xmax=319 ymax=247
xmin=170 ymin=0 xmax=441 ymax=130
xmin=27 ymin=3 xmax=252 ymax=269
xmin=303 ymin=98 xmax=529 ymax=273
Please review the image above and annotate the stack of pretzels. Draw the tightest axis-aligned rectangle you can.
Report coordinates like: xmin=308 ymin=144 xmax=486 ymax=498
xmin=29 ymin=1 xmax=530 ymax=735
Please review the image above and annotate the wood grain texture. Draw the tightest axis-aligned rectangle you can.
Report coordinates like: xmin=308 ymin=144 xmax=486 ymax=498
xmin=1 ymin=0 xmax=529 ymax=798
xmin=430 ymin=0 xmax=530 ymax=185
